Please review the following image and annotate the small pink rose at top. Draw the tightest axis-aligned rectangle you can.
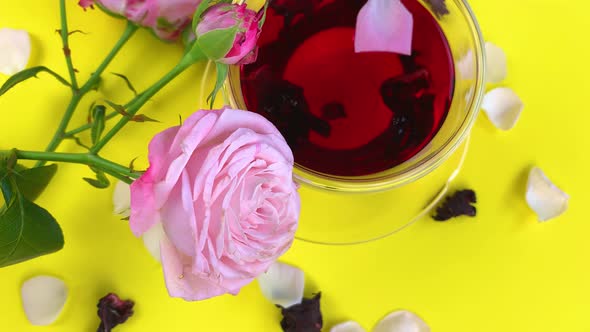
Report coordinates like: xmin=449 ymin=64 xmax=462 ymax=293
xmin=129 ymin=107 xmax=300 ymax=301
xmin=354 ymin=0 xmax=414 ymax=56
xmin=196 ymin=3 xmax=261 ymax=65
xmin=78 ymin=0 xmax=203 ymax=40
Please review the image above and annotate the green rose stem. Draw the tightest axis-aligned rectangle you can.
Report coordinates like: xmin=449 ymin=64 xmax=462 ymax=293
xmin=59 ymin=0 xmax=79 ymax=90
xmin=10 ymin=51 xmax=206 ymax=184
xmin=64 ymin=111 xmax=119 ymax=137
xmin=89 ymin=49 xmax=205 ymax=154
xmin=12 ymin=150 xmax=141 ymax=184
xmin=37 ymin=1 xmax=138 ymax=167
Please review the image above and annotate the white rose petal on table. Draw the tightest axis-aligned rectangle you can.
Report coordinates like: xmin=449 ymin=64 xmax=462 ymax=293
xmin=481 ymin=87 xmax=524 ymax=130
xmin=484 ymin=42 xmax=508 ymax=84
xmin=0 ymin=28 xmax=31 ymax=75
xmin=526 ymin=167 xmax=569 ymax=222
xmin=257 ymin=261 xmax=305 ymax=308
xmin=112 ymin=180 xmax=131 ymax=217
xmin=372 ymin=310 xmax=430 ymax=332
xmin=331 ymin=321 xmax=367 ymax=332
xmin=21 ymin=276 xmax=68 ymax=326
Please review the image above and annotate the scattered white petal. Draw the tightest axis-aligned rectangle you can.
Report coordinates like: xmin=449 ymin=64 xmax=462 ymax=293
xmin=142 ymin=222 xmax=165 ymax=261
xmin=372 ymin=310 xmax=430 ymax=332
xmin=112 ymin=181 xmax=131 ymax=217
xmin=257 ymin=261 xmax=304 ymax=308
xmin=21 ymin=276 xmax=68 ymax=326
xmin=526 ymin=167 xmax=569 ymax=222
xmin=331 ymin=321 xmax=367 ymax=332
xmin=481 ymin=87 xmax=524 ymax=130
xmin=0 ymin=28 xmax=31 ymax=75
xmin=457 ymin=50 xmax=474 ymax=79
xmin=485 ymin=42 xmax=507 ymax=84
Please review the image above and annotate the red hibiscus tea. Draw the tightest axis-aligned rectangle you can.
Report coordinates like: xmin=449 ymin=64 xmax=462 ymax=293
xmin=239 ymin=0 xmax=455 ymax=176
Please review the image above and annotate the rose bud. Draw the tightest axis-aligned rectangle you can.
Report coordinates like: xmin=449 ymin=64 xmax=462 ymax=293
xmin=78 ymin=0 xmax=203 ymax=41
xmin=195 ymin=3 xmax=261 ymax=65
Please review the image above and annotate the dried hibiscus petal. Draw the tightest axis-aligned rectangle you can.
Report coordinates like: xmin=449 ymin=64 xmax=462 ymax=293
xmin=380 ymin=69 xmax=430 ymax=111
xmin=97 ymin=293 xmax=135 ymax=332
xmin=321 ymin=102 xmax=347 ymax=120
xmin=270 ymin=0 xmax=317 ymax=28
xmin=279 ymin=293 xmax=323 ymax=332
xmin=257 ymin=77 xmax=330 ymax=146
xmin=424 ymin=0 xmax=449 ymax=18
xmin=433 ymin=189 xmax=477 ymax=221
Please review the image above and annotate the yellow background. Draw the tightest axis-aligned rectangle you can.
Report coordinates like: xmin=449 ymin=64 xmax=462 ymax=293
xmin=1 ymin=0 xmax=589 ymax=331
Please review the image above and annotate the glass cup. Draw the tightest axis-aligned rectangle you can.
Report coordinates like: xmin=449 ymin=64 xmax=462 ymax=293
xmin=217 ymin=0 xmax=485 ymax=244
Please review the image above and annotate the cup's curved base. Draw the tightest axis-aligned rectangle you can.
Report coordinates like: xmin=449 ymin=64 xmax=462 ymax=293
xmin=294 ymin=136 xmax=471 ymax=245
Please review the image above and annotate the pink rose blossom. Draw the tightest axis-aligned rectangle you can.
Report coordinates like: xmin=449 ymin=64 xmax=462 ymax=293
xmin=129 ymin=107 xmax=300 ymax=301
xmin=196 ymin=3 xmax=261 ymax=65
xmin=79 ymin=0 xmax=202 ymax=40
xmin=355 ymin=0 xmax=414 ymax=55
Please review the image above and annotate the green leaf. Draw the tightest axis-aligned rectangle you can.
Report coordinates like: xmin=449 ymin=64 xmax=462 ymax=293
xmin=83 ymin=167 xmax=110 ymax=189
xmin=110 ymin=72 xmax=138 ymax=96
xmin=0 ymin=149 xmax=17 ymax=172
xmin=197 ymin=26 xmax=239 ymax=61
xmin=13 ymin=164 xmax=58 ymax=202
xmin=91 ymin=105 xmax=107 ymax=144
xmin=207 ymin=63 xmax=229 ymax=109
xmin=0 ymin=66 xmax=71 ymax=96
xmin=0 ymin=178 xmax=64 ymax=268
xmin=104 ymin=100 xmax=129 ymax=117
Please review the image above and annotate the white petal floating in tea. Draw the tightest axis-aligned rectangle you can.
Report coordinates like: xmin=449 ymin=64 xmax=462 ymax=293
xmin=257 ymin=261 xmax=305 ymax=308
xmin=142 ymin=222 xmax=165 ymax=261
xmin=481 ymin=87 xmax=524 ymax=130
xmin=331 ymin=321 xmax=367 ymax=332
xmin=526 ymin=167 xmax=569 ymax=222
xmin=112 ymin=180 xmax=131 ymax=217
xmin=354 ymin=0 xmax=413 ymax=55
xmin=484 ymin=42 xmax=508 ymax=84
xmin=457 ymin=42 xmax=507 ymax=84
xmin=0 ymin=28 xmax=31 ymax=75
xmin=21 ymin=276 xmax=68 ymax=326
xmin=372 ymin=310 xmax=430 ymax=332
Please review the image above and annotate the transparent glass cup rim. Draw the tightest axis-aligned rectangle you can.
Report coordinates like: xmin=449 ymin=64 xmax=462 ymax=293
xmin=225 ymin=0 xmax=486 ymax=193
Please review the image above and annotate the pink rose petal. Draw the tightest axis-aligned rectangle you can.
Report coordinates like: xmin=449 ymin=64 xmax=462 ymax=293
xmin=354 ymin=0 xmax=413 ymax=55
xmin=131 ymin=108 xmax=300 ymax=301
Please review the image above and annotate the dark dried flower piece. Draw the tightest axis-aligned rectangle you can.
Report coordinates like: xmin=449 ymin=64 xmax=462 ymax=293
xmin=256 ymin=74 xmax=330 ymax=145
xmin=380 ymin=69 xmax=430 ymax=111
xmin=433 ymin=189 xmax=477 ymax=221
xmin=424 ymin=0 xmax=450 ymax=19
xmin=270 ymin=0 xmax=317 ymax=27
xmin=279 ymin=293 xmax=323 ymax=332
xmin=97 ymin=293 xmax=135 ymax=332
xmin=321 ymin=102 xmax=346 ymax=120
